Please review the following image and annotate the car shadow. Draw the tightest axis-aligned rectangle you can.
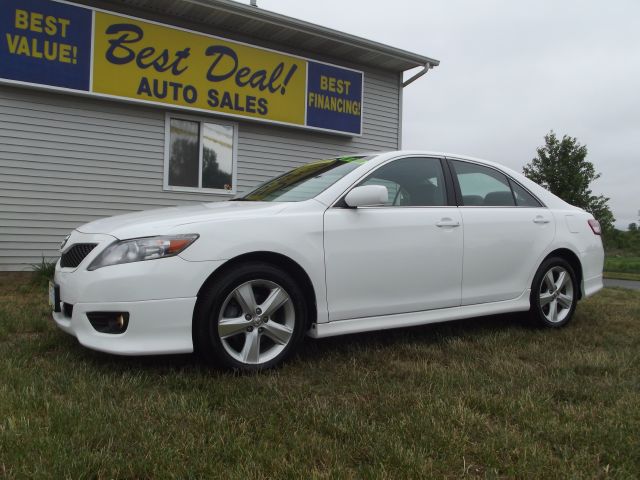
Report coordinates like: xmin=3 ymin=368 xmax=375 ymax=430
xmin=297 ymin=312 xmax=533 ymax=361
xmin=66 ymin=311 xmax=533 ymax=375
xmin=75 ymin=348 xmax=201 ymax=373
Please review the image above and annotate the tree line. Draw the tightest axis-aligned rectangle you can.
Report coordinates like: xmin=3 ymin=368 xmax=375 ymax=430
xmin=523 ymin=131 xmax=639 ymax=253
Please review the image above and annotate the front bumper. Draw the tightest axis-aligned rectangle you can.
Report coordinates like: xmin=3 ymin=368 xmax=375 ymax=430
xmin=53 ymin=230 xmax=225 ymax=355
xmin=52 ymin=298 xmax=197 ymax=355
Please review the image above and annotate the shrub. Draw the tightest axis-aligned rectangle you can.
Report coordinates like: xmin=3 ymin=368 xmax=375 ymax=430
xmin=31 ymin=256 xmax=57 ymax=285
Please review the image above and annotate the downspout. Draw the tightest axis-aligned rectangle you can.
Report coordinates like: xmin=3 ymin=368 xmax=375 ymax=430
xmin=402 ymin=62 xmax=434 ymax=88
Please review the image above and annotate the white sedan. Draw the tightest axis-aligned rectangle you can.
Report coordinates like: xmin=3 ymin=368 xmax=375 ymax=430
xmin=52 ymin=151 xmax=604 ymax=370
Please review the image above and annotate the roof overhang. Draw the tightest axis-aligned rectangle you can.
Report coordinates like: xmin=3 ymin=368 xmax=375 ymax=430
xmin=92 ymin=0 xmax=439 ymax=72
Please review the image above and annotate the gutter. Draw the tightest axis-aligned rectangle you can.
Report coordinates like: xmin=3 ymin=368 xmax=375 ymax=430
xmin=179 ymin=0 xmax=439 ymax=69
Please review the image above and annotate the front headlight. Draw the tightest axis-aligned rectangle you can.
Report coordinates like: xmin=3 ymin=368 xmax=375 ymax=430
xmin=88 ymin=234 xmax=199 ymax=271
xmin=60 ymin=233 xmax=71 ymax=251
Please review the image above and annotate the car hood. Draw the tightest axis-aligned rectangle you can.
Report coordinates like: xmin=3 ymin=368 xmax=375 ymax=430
xmin=76 ymin=201 xmax=289 ymax=239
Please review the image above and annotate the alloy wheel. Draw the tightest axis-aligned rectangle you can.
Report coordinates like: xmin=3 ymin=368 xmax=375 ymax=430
xmin=538 ymin=266 xmax=574 ymax=323
xmin=217 ymin=279 xmax=295 ymax=365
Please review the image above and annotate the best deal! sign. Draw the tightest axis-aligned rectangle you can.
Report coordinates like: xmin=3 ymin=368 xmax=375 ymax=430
xmin=0 ymin=0 xmax=364 ymax=136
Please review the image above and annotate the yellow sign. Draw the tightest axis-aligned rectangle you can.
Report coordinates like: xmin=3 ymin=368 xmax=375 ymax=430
xmin=93 ymin=12 xmax=307 ymax=125
xmin=0 ymin=0 xmax=364 ymax=135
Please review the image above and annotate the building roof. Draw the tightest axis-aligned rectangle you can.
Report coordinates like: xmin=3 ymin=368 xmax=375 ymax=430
xmin=106 ymin=0 xmax=439 ymax=72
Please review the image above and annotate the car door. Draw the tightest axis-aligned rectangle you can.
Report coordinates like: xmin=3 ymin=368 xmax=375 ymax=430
xmin=447 ymin=158 xmax=556 ymax=305
xmin=323 ymin=156 xmax=463 ymax=321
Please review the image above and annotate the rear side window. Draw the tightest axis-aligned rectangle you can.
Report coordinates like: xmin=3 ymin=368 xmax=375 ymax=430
xmin=451 ymin=160 xmax=515 ymax=206
xmin=510 ymin=180 xmax=543 ymax=207
xmin=359 ymin=157 xmax=447 ymax=207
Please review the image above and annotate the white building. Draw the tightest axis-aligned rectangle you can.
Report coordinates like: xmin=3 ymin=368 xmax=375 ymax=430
xmin=0 ymin=0 xmax=438 ymax=271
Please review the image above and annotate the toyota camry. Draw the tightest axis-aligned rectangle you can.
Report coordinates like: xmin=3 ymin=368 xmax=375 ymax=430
xmin=51 ymin=151 xmax=604 ymax=370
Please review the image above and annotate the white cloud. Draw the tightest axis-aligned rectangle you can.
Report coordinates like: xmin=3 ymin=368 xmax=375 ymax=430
xmin=258 ymin=0 xmax=640 ymax=227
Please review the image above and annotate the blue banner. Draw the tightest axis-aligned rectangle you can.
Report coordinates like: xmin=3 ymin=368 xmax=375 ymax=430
xmin=0 ymin=0 xmax=365 ymax=136
xmin=306 ymin=61 xmax=363 ymax=135
xmin=0 ymin=0 xmax=92 ymax=91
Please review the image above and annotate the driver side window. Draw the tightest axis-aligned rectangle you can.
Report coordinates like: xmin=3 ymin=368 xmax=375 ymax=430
xmin=358 ymin=157 xmax=447 ymax=207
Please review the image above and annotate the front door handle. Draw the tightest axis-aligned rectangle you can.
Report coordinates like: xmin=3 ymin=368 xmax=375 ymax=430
xmin=436 ymin=218 xmax=461 ymax=228
xmin=533 ymin=215 xmax=550 ymax=224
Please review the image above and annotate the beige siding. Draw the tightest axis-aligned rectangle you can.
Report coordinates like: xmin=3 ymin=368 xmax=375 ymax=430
xmin=0 ymin=68 xmax=401 ymax=271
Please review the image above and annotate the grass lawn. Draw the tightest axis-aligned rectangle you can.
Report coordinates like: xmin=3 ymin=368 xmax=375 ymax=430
xmin=604 ymin=254 xmax=640 ymax=281
xmin=605 ymin=256 xmax=640 ymax=275
xmin=1 ymin=273 xmax=639 ymax=478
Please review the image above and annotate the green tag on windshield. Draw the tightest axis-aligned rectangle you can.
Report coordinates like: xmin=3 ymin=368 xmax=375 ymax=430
xmin=337 ymin=156 xmax=366 ymax=164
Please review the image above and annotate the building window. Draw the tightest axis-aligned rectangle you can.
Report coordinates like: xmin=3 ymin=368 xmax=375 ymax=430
xmin=164 ymin=114 xmax=237 ymax=194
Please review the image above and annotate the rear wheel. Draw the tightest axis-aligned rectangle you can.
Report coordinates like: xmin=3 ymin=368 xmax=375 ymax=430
xmin=530 ymin=257 xmax=578 ymax=327
xmin=194 ymin=262 xmax=307 ymax=371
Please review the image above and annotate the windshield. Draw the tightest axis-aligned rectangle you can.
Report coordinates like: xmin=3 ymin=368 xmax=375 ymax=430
xmin=237 ymin=155 xmax=374 ymax=202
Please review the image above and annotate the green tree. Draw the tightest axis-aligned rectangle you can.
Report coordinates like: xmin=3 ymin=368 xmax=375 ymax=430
xmin=629 ymin=223 xmax=638 ymax=232
xmin=523 ymin=131 xmax=615 ymax=232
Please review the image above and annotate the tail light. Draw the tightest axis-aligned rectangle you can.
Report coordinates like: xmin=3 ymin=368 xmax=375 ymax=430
xmin=588 ymin=219 xmax=601 ymax=235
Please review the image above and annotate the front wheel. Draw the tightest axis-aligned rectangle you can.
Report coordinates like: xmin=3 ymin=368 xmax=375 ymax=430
xmin=193 ymin=262 xmax=308 ymax=371
xmin=530 ymin=257 xmax=578 ymax=328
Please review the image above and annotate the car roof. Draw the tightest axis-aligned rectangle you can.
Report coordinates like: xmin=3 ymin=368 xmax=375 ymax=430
xmin=352 ymin=150 xmax=503 ymax=167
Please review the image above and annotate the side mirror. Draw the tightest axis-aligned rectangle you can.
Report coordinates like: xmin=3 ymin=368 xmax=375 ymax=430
xmin=344 ymin=185 xmax=388 ymax=208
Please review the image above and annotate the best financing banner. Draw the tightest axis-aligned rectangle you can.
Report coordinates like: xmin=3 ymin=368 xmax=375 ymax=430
xmin=0 ymin=0 xmax=364 ymax=136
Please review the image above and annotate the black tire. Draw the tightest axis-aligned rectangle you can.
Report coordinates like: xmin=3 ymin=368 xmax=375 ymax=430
xmin=193 ymin=261 xmax=308 ymax=371
xmin=529 ymin=256 xmax=579 ymax=328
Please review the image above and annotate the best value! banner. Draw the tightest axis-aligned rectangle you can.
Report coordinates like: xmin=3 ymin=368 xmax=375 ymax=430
xmin=0 ymin=0 xmax=364 ymax=135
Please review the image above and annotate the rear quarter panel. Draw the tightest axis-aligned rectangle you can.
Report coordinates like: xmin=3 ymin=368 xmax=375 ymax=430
xmin=549 ymin=209 xmax=604 ymax=296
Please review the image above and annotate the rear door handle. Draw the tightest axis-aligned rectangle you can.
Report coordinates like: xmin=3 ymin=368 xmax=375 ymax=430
xmin=533 ymin=215 xmax=550 ymax=224
xmin=436 ymin=218 xmax=461 ymax=228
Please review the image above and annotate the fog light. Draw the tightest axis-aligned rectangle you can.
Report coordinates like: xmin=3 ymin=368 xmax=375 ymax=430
xmin=86 ymin=312 xmax=130 ymax=334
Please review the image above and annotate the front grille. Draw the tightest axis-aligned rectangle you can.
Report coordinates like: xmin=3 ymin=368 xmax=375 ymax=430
xmin=60 ymin=243 xmax=97 ymax=268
